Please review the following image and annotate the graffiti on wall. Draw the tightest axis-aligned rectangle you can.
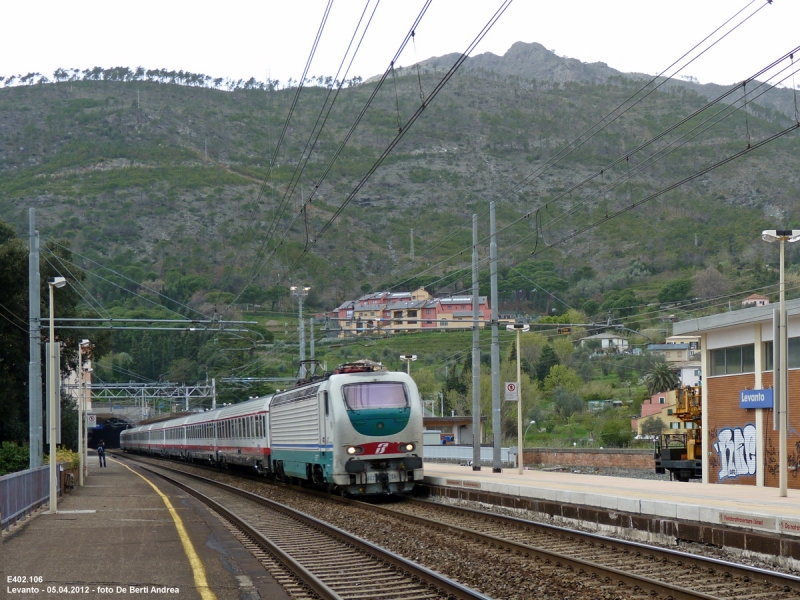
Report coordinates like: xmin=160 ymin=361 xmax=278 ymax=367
xmin=713 ymin=424 xmax=756 ymax=480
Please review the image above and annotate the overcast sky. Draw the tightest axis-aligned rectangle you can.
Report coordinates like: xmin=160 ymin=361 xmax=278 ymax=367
xmin=3 ymin=1 xmax=799 ymax=87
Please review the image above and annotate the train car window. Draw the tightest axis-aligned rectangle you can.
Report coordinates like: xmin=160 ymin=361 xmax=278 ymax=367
xmin=342 ymin=383 xmax=409 ymax=410
xmin=324 ymin=391 xmax=329 ymax=415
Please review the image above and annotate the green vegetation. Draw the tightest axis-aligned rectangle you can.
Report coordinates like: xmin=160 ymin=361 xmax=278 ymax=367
xmin=1 ymin=48 xmax=797 ymax=449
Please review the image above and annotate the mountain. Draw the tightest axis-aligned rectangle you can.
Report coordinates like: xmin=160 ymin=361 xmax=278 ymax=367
xmin=0 ymin=42 xmax=798 ymax=318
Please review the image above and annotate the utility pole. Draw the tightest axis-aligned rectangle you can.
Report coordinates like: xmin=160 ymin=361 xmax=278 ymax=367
xmin=472 ymin=214 xmax=481 ymax=471
xmin=410 ymin=229 xmax=415 ymax=260
xmin=29 ymin=208 xmax=42 ymax=468
xmin=136 ymin=89 xmax=140 ymax=109
xmin=490 ymin=201 xmax=502 ymax=473
xmin=291 ymin=285 xmax=310 ymax=374
xmin=309 ymin=317 xmax=315 ymax=365
xmin=211 ymin=377 xmax=216 ymax=409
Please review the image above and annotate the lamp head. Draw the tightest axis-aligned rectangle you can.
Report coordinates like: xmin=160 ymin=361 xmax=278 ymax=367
xmin=80 ymin=339 xmax=90 ymax=347
xmin=506 ymin=323 xmax=530 ymax=332
xmin=399 ymin=354 xmax=417 ymax=361
xmin=48 ymin=276 xmax=66 ymax=288
xmin=762 ymin=229 xmax=800 ymax=243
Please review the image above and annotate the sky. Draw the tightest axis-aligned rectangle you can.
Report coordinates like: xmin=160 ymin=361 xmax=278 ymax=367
xmin=3 ymin=1 xmax=799 ymax=88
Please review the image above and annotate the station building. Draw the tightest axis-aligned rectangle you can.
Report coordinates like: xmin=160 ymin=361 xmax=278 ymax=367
xmin=674 ymin=298 xmax=800 ymax=488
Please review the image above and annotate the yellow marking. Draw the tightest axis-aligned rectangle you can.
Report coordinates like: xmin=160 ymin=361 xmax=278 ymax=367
xmin=114 ymin=459 xmax=217 ymax=600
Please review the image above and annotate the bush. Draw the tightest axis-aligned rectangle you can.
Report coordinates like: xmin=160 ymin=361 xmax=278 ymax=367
xmin=599 ymin=418 xmax=634 ymax=448
xmin=44 ymin=447 xmax=80 ymax=470
xmin=0 ymin=442 xmax=29 ymax=475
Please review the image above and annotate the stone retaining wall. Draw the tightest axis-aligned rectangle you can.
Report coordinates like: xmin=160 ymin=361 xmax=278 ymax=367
xmin=523 ymin=448 xmax=654 ymax=470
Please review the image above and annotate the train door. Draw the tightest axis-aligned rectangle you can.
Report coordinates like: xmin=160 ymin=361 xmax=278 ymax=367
xmin=316 ymin=389 xmax=332 ymax=484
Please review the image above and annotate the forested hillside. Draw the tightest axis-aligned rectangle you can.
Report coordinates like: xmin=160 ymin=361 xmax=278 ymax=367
xmin=2 ymin=41 xmax=800 ymax=450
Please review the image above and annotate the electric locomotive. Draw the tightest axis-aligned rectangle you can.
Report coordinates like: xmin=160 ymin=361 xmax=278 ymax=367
xmin=270 ymin=361 xmax=423 ymax=495
xmin=121 ymin=361 xmax=423 ymax=496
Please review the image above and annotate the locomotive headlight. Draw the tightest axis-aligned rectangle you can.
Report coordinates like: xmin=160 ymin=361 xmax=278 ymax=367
xmin=346 ymin=446 xmax=363 ymax=455
xmin=402 ymin=443 xmax=415 ymax=452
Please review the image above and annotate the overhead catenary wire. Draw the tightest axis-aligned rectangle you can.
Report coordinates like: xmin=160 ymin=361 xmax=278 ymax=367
xmin=251 ymin=0 xmax=379 ymax=272
xmin=277 ymin=1 xmax=513 ymax=284
xmin=373 ymin=0 xmax=771 ymax=294
xmin=223 ymin=0 xmax=436 ymax=313
xmin=219 ymin=0 xmax=335 ymax=292
xmin=386 ymin=50 xmax=800 ymax=297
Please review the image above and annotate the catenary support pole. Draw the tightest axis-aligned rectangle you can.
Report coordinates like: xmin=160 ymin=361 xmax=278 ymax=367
xmin=490 ymin=201 xmax=502 ymax=473
xmin=29 ymin=209 xmax=42 ymax=468
xmin=78 ymin=341 xmax=83 ymax=486
xmin=780 ymin=238 xmax=788 ymax=497
xmin=472 ymin=214 xmax=481 ymax=471
xmin=48 ymin=285 xmax=57 ymax=513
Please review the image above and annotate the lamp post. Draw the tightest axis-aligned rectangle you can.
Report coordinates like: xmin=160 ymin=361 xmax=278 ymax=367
xmin=47 ymin=276 xmax=66 ymax=513
xmin=762 ymin=229 xmax=800 ymax=497
xmin=400 ymin=354 xmax=417 ymax=375
xmin=78 ymin=339 xmax=90 ymax=486
xmin=507 ymin=322 xmax=530 ymax=474
xmin=290 ymin=285 xmax=310 ymax=374
xmin=523 ymin=420 xmax=536 ymax=443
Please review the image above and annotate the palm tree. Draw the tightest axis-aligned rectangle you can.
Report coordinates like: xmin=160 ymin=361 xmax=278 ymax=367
xmin=644 ymin=361 xmax=679 ymax=396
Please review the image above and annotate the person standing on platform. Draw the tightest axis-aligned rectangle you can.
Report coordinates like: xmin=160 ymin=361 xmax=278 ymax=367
xmin=97 ymin=440 xmax=107 ymax=467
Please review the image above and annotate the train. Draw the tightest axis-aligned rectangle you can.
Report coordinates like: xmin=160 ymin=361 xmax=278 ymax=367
xmin=120 ymin=361 xmax=424 ymax=496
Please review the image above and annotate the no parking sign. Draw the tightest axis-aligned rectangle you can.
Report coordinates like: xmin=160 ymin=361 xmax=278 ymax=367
xmin=504 ymin=382 xmax=519 ymax=402
xmin=87 ymin=414 xmax=97 ymax=428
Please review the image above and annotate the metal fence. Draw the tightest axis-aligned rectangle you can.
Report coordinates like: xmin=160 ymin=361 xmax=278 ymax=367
xmin=0 ymin=464 xmax=64 ymax=529
xmin=423 ymin=445 xmax=513 ymax=466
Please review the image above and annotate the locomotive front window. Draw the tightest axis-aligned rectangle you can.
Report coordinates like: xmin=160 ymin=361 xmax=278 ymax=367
xmin=342 ymin=383 xmax=408 ymax=410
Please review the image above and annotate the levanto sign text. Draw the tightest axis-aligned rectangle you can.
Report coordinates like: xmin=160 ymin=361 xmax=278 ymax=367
xmin=739 ymin=388 xmax=774 ymax=409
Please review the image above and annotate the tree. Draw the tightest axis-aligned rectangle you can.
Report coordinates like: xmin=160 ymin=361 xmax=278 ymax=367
xmin=543 ymin=364 xmax=583 ymax=392
xmin=552 ymin=387 xmax=584 ymax=420
xmin=640 ymin=416 xmax=666 ymax=436
xmin=692 ymin=267 xmax=731 ymax=300
xmin=644 ymin=361 xmax=679 ymax=395
xmin=658 ymin=279 xmax=692 ymax=303
xmin=599 ymin=417 xmax=634 ymax=447
xmin=534 ymin=345 xmax=560 ymax=381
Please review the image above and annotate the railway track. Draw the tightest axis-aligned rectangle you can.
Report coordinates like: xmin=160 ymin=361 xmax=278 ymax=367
xmin=371 ymin=498 xmax=800 ymax=600
xmin=125 ymin=458 xmax=490 ymax=600
xmin=119 ymin=453 xmax=800 ymax=599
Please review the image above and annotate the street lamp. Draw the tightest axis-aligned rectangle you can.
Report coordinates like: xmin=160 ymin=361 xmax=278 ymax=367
xmin=762 ymin=229 xmax=800 ymax=497
xmin=506 ymin=322 xmax=530 ymax=474
xmin=523 ymin=420 xmax=536 ymax=442
xmin=47 ymin=276 xmax=66 ymax=513
xmin=290 ymin=285 xmax=311 ymax=374
xmin=399 ymin=354 xmax=417 ymax=375
xmin=78 ymin=339 xmax=90 ymax=486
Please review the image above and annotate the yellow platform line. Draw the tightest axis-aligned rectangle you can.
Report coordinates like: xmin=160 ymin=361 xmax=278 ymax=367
xmin=114 ymin=459 xmax=217 ymax=600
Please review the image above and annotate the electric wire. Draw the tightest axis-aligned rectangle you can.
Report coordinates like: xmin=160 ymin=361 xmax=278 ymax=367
xmin=223 ymin=0 xmax=435 ymax=313
xmin=219 ymin=0 xmax=335 ymax=291
xmin=375 ymin=0 xmax=771 ymax=293
xmin=276 ymin=0 xmax=513 ymax=285
xmin=387 ymin=52 xmax=800 ymax=296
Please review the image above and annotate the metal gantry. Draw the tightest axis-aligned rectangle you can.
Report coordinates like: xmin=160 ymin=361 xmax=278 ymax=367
xmin=62 ymin=381 xmax=218 ymax=421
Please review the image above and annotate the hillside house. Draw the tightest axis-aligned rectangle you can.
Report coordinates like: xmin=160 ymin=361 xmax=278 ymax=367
xmin=579 ymin=332 xmax=629 ymax=353
xmin=742 ymin=294 xmax=769 ymax=307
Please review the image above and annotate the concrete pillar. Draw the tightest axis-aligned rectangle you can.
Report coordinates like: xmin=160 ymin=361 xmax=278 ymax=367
xmin=701 ymin=333 xmax=709 ymax=484
xmin=754 ymin=324 xmax=765 ymax=487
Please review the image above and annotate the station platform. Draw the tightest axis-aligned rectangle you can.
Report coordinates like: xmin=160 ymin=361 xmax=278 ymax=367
xmin=3 ymin=455 xmax=289 ymax=600
xmin=423 ymin=462 xmax=800 ymax=564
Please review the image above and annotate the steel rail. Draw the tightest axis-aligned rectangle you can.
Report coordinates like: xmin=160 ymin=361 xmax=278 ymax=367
xmin=350 ymin=498 xmax=718 ymax=600
xmin=405 ymin=497 xmax=800 ymax=592
xmin=128 ymin=459 xmax=491 ymax=600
